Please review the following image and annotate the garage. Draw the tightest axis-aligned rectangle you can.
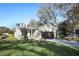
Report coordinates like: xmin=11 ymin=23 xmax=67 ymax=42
xmin=41 ymin=32 xmax=54 ymax=39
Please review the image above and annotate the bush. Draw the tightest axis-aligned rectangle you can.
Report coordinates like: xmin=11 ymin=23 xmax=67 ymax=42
xmin=59 ymin=35 xmax=65 ymax=39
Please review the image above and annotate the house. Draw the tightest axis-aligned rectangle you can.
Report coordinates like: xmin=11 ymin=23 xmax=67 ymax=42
xmin=59 ymin=19 xmax=79 ymax=39
xmin=14 ymin=23 xmax=58 ymax=40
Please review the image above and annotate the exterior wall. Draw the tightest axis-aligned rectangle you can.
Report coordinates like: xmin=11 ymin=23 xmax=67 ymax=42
xmin=53 ymin=28 xmax=57 ymax=38
xmin=73 ymin=24 xmax=79 ymax=38
xmin=14 ymin=27 xmax=23 ymax=40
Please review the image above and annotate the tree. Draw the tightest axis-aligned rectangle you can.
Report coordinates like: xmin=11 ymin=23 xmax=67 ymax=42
xmin=58 ymin=21 xmax=68 ymax=36
xmin=28 ymin=19 xmax=41 ymax=28
xmin=37 ymin=3 xmax=73 ymax=39
xmin=0 ymin=26 xmax=13 ymax=36
xmin=37 ymin=4 xmax=73 ymax=25
xmin=37 ymin=4 xmax=57 ymax=26
xmin=65 ymin=4 xmax=79 ymax=38
xmin=37 ymin=4 xmax=59 ymax=39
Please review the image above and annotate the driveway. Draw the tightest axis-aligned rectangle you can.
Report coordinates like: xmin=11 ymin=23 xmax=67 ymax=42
xmin=46 ymin=39 xmax=79 ymax=48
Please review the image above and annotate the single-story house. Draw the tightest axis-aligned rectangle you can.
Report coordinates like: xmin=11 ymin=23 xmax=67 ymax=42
xmin=14 ymin=23 xmax=58 ymax=40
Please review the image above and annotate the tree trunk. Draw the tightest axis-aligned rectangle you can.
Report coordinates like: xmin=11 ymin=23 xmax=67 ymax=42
xmin=73 ymin=28 xmax=76 ymax=39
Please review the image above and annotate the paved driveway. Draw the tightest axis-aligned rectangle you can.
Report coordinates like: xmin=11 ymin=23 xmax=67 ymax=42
xmin=46 ymin=39 xmax=79 ymax=48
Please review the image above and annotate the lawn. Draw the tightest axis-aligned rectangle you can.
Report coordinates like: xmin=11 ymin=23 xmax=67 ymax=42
xmin=0 ymin=37 xmax=79 ymax=56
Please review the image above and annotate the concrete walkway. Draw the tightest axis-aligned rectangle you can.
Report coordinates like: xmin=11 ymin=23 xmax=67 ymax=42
xmin=46 ymin=39 xmax=79 ymax=48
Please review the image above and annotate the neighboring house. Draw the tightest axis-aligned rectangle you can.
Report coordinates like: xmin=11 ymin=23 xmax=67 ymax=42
xmin=59 ymin=19 xmax=79 ymax=39
xmin=14 ymin=23 xmax=58 ymax=40
xmin=74 ymin=24 xmax=79 ymax=37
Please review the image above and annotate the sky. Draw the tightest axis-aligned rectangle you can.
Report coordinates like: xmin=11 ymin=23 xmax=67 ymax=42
xmin=0 ymin=3 xmax=65 ymax=29
xmin=0 ymin=3 xmax=39 ymax=29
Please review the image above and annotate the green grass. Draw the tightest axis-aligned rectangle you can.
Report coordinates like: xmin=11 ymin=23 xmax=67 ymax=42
xmin=0 ymin=38 xmax=79 ymax=56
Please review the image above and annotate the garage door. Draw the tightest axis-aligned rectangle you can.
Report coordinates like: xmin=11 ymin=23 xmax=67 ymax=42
xmin=41 ymin=32 xmax=54 ymax=39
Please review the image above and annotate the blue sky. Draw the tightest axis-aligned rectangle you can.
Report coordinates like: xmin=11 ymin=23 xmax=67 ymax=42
xmin=0 ymin=3 xmax=65 ymax=29
xmin=0 ymin=3 xmax=39 ymax=29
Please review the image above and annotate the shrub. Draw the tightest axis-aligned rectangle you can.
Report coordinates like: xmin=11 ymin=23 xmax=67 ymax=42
xmin=59 ymin=35 xmax=65 ymax=39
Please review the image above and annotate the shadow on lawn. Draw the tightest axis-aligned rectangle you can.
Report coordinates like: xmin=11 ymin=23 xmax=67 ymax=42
xmin=0 ymin=41 xmax=48 ymax=56
xmin=36 ymin=41 xmax=79 ymax=56
xmin=0 ymin=40 xmax=79 ymax=56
